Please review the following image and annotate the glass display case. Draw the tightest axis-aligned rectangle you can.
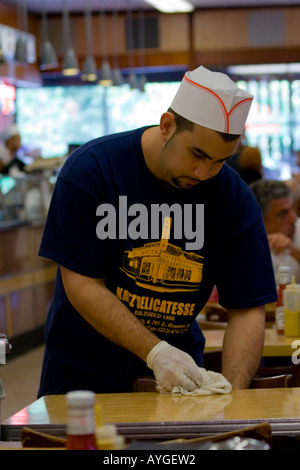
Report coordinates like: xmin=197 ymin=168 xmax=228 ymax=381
xmin=0 ymin=174 xmax=56 ymax=225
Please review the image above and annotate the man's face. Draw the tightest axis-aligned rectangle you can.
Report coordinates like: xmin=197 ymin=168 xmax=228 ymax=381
xmin=264 ymin=197 xmax=297 ymax=239
xmin=157 ymin=114 xmax=241 ymax=189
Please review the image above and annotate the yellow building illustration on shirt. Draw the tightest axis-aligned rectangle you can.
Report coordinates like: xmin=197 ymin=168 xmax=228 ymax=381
xmin=120 ymin=217 xmax=204 ymax=293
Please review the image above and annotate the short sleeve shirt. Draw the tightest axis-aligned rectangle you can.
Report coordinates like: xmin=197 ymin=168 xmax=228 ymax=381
xmin=38 ymin=127 xmax=277 ymax=395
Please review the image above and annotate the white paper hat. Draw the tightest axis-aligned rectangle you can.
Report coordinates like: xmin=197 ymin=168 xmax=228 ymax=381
xmin=170 ymin=66 xmax=253 ymax=135
xmin=1 ymin=124 xmax=20 ymax=143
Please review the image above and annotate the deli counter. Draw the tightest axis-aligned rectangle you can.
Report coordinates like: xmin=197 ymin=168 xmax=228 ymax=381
xmin=0 ymin=173 xmax=57 ymax=355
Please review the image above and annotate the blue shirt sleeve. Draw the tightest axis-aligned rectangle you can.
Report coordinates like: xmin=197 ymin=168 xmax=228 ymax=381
xmin=39 ymin=175 xmax=110 ymax=279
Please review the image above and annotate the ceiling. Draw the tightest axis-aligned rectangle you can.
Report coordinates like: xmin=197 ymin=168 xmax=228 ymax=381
xmin=3 ymin=0 xmax=300 ymax=14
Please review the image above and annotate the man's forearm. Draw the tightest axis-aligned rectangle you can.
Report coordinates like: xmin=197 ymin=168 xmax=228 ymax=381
xmin=221 ymin=306 xmax=265 ymax=389
xmin=60 ymin=266 xmax=160 ymax=362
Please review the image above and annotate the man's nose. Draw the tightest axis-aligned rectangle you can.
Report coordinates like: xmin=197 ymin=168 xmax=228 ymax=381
xmin=289 ymin=209 xmax=298 ymax=223
xmin=193 ymin=160 xmax=215 ymax=181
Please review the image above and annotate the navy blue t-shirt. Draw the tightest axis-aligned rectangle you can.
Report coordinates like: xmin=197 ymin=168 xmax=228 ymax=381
xmin=38 ymin=126 xmax=277 ymax=396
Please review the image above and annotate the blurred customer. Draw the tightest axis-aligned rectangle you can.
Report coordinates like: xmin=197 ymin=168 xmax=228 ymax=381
xmin=250 ymin=179 xmax=300 ymax=283
xmin=0 ymin=124 xmax=26 ymax=176
xmin=283 ymin=150 xmax=300 ymax=217
xmin=228 ymin=139 xmax=263 ymax=185
xmin=284 ymin=177 xmax=300 ymax=217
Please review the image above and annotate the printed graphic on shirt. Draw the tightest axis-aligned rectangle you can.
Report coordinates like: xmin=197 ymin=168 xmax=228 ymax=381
xmin=120 ymin=217 xmax=204 ymax=293
xmin=116 ymin=286 xmax=195 ymax=335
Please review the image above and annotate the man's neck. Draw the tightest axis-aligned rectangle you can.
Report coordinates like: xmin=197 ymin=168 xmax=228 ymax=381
xmin=141 ymin=126 xmax=162 ymax=180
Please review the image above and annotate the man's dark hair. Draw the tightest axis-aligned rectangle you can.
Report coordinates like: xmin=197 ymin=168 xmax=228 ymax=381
xmin=168 ymin=107 xmax=240 ymax=142
xmin=168 ymin=108 xmax=194 ymax=134
xmin=250 ymin=179 xmax=291 ymax=216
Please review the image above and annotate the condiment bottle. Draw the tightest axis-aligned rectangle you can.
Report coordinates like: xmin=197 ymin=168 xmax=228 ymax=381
xmin=65 ymin=390 xmax=97 ymax=450
xmin=94 ymin=404 xmax=125 ymax=450
xmin=283 ymin=276 xmax=300 ymax=337
xmin=275 ymin=266 xmax=291 ymax=334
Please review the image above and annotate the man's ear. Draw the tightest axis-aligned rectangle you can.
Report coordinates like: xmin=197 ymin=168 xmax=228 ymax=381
xmin=159 ymin=112 xmax=176 ymax=141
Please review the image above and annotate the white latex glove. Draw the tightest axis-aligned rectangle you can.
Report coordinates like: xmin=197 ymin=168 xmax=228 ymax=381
xmin=147 ymin=341 xmax=204 ymax=392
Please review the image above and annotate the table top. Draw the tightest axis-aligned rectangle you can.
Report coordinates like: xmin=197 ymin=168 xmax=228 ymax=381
xmin=3 ymin=388 xmax=300 ymax=441
xmin=204 ymin=328 xmax=300 ymax=357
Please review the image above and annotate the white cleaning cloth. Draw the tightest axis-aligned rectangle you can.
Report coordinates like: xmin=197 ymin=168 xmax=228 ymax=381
xmin=147 ymin=341 xmax=232 ymax=396
xmin=157 ymin=367 xmax=232 ymax=396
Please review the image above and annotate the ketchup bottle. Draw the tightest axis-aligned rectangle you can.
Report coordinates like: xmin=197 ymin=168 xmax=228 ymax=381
xmin=275 ymin=266 xmax=291 ymax=335
xmin=65 ymin=390 xmax=97 ymax=450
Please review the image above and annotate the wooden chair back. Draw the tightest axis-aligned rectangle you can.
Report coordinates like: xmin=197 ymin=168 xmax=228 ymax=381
xmin=251 ymin=374 xmax=293 ymax=389
xmin=134 ymin=373 xmax=294 ymax=392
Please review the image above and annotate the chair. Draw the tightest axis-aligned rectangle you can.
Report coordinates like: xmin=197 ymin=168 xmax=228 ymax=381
xmin=197 ymin=320 xmax=227 ymax=330
xmin=134 ymin=376 xmax=157 ymax=392
xmin=204 ymin=305 xmax=228 ymax=322
xmin=256 ymin=363 xmax=300 ymax=387
xmin=203 ymin=349 xmax=222 ymax=372
xmin=251 ymin=374 xmax=293 ymax=388
xmin=134 ymin=372 xmax=294 ymax=393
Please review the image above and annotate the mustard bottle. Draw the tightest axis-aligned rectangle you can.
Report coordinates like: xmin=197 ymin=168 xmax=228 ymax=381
xmin=94 ymin=403 xmax=125 ymax=450
xmin=283 ymin=276 xmax=300 ymax=337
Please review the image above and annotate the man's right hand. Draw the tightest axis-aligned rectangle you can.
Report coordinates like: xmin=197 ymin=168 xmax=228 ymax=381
xmin=147 ymin=341 xmax=203 ymax=392
xmin=268 ymin=232 xmax=292 ymax=254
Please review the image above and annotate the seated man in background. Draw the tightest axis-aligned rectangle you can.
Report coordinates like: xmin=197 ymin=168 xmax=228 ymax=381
xmin=250 ymin=179 xmax=300 ymax=284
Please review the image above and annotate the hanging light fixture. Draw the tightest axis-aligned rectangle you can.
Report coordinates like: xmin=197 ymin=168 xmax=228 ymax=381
xmin=40 ymin=0 xmax=58 ymax=70
xmin=143 ymin=0 xmax=195 ymax=13
xmin=82 ymin=0 xmax=97 ymax=81
xmin=126 ymin=1 xmax=138 ymax=90
xmin=99 ymin=60 xmax=113 ymax=86
xmin=137 ymin=10 xmax=147 ymax=92
xmin=111 ymin=9 xmax=123 ymax=86
xmin=0 ymin=28 xmax=6 ymax=65
xmin=14 ymin=0 xmax=28 ymax=63
xmin=112 ymin=68 xmax=123 ymax=87
xmin=138 ymin=74 xmax=147 ymax=92
xmin=62 ymin=0 xmax=79 ymax=76
xmin=98 ymin=2 xmax=112 ymax=86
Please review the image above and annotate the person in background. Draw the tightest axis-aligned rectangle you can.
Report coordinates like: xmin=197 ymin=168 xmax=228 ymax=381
xmin=37 ymin=66 xmax=277 ymax=397
xmin=0 ymin=124 xmax=26 ymax=176
xmin=250 ymin=179 xmax=300 ymax=284
xmin=284 ymin=151 xmax=300 ymax=217
xmin=284 ymin=177 xmax=300 ymax=217
xmin=227 ymin=136 xmax=263 ymax=185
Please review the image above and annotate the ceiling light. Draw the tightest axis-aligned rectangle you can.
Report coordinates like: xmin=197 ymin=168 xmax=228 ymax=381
xmin=14 ymin=0 xmax=29 ymax=63
xmin=227 ymin=63 xmax=300 ymax=75
xmin=14 ymin=35 xmax=27 ymax=62
xmin=62 ymin=0 xmax=79 ymax=76
xmin=112 ymin=10 xmax=123 ymax=87
xmin=99 ymin=60 xmax=113 ymax=87
xmin=82 ymin=55 xmax=98 ymax=81
xmin=62 ymin=47 xmax=79 ymax=76
xmin=112 ymin=68 xmax=124 ymax=87
xmin=0 ymin=30 xmax=6 ymax=65
xmin=81 ymin=0 xmax=97 ymax=82
xmin=40 ymin=1 xmax=58 ymax=70
xmin=143 ymin=0 xmax=195 ymax=13
xmin=40 ymin=40 xmax=58 ymax=70
xmin=128 ymin=72 xmax=138 ymax=90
